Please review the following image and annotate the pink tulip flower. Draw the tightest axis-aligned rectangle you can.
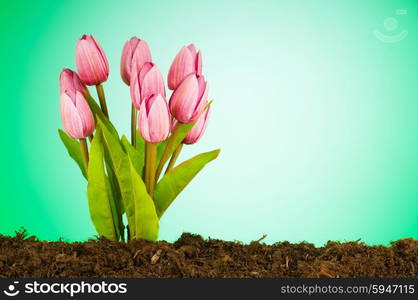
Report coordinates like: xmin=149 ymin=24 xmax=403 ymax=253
xmin=60 ymin=90 xmax=95 ymax=139
xmin=167 ymin=44 xmax=202 ymax=90
xmin=76 ymin=35 xmax=109 ymax=86
xmin=169 ymin=74 xmax=208 ymax=123
xmin=120 ymin=37 xmax=152 ymax=85
xmin=183 ymin=106 xmax=211 ymax=145
xmin=130 ymin=62 xmax=165 ymax=110
xmin=59 ymin=68 xmax=87 ymax=98
xmin=138 ymin=94 xmax=171 ymax=143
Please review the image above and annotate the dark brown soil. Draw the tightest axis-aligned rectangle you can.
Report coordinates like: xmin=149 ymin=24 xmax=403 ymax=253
xmin=0 ymin=231 xmax=417 ymax=278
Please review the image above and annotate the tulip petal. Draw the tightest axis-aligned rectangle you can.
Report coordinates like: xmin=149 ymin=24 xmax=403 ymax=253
xmin=138 ymin=101 xmax=150 ymax=142
xmin=184 ymin=106 xmax=210 ymax=144
xmin=187 ymin=44 xmax=197 ymax=57
xmin=141 ymin=63 xmax=166 ymax=103
xmin=129 ymin=70 xmax=142 ymax=109
xmin=197 ymin=75 xmax=207 ymax=103
xmin=139 ymin=62 xmax=154 ymax=85
xmin=147 ymin=95 xmax=170 ymax=143
xmin=131 ymin=40 xmax=152 ymax=76
xmin=144 ymin=93 xmax=157 ymax=115
xmin=74 ymin=91 xmax=95 ymax=137
xmin=196 ymin=51 xmax=202 ymax=75
xmin=167 ymin=46 xmax=195 ymax=90
xmin=60 ymin=69 xmax=85 ymax=100
xmin=60 ymin=69 xmax=76 ymax=99
xmin=91 ymin=35 xmax=110 ymax=74
xmin=120 ymin=38 xmax=140 ymax=85
xmin=190 ymin=76 xmax=208 ymax=121
xmin=187 ymin=44 xmax=202 ymax=75
xmin=169 ymin=74 xmax=199 ymax=123
xmin=76 ymin=35 xmax=109 ymax=85
xmin=60 ymin=93 xmax=84 ymax=139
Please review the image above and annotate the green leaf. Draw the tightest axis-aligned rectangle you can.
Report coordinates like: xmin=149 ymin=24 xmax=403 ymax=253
xmin=164 ymin=123 xmax=194 ymax=161
xmin=154 ymin=149 xmax=220 ymax=218
xmin=129 ymin=157 xmax=159 ymax=241
xmin=107 ymin=129 xmax=159 ymax=241
xmin=58 ymin=129 xmax=87 ymax=179
xmin=104 ymin=165 xmax=122 ymax=240
xmin=135 ymin=131 xmax=145 ymax=153
xmin=85 ymin=94 xmax=119 ymax=139
xmin=154 ymin=123 xmax=194 ymax=180
xmin=105 ymin=152 xmax=124 ymax=221
xmin=121 ymin=135 xmax=144 ymax=177
xmin=99 ymin=123 xmax=137 ymax=239
xmin=87 ymin=128 xmax=119 ymax=241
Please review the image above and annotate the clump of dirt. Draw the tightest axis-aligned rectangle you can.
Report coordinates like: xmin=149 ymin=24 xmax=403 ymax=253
xmin=0 ymin=230 xmax=416 ymax=278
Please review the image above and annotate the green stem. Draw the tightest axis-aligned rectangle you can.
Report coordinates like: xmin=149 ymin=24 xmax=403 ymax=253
xmin=143 ymin=141 xmax=148 ymax=182
xmin=165 ymin=143 xmax=183 ymax=174
xmin=147 ymin=143 xmax=157 ymax=197
xmin=131 ymin=104 xmax=137 ymax=147
xmin=95 ymin=84 xmax=109 ymax=118
xmin=79 ymin=138 xmax=89 ymax=173
xmin=155 ymin=123 xmax=185 ymax=181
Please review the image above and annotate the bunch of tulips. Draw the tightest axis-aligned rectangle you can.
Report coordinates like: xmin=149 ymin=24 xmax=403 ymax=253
xmin=58 ymin=35 xmax=220 ymax=242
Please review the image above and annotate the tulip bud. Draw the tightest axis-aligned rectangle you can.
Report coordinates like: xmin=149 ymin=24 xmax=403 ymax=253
xmin=76 ymin=34 xmax=109 ymax=86
xmin=60 ymin=90 xmax=95 ymax=139
xmin=59 ymin=68 xmax=88 ymax=99
xmin=167 ymin=44 xmax=202 ymax=90
xmin=130 ymin=62 xmax=165 ymax=110
xmin=138 ymin=94 xmax=171 ymax=143
xmin=169 ymin=74 xmax=208 ymax=123
xmin=183 ymin=106 xmax=211 ymax=145
xmin=120 ymin=37 xmax=152 ymax=85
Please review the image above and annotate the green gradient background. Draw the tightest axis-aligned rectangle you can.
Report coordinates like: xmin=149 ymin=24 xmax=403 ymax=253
xmin=1 ymin=0 xmax=417 ymax=245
